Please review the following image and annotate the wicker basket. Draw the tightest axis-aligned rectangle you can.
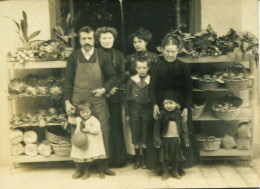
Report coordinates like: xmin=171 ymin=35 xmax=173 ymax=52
xmin=192 ymin=102 xmax=207 ymax=119
xmin=51 ymin=141 xmax=71 ymax=156
xmin=212 ymin=93 xmax=243 ymax=120
xmin=224 ymin=77 xmax=248 ymax=90
xmin=196 ymin=136 xmax=222 ymax=151
xmin=195 ymin=78 xmax=219 ymax=90
xmin=45 ymin=127 xmax=70 ymax=144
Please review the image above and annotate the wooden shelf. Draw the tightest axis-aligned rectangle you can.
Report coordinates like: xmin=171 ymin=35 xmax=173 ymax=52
xmin=7 ymin=61 xmax=67 ymax=69
xmin=11 ymin=123 xmax=62 ymax=128
xmin=8 ymin=95 xmax=61 ymax=100
xmin=200 ymin=149 xmax=252 ymax=156
xmin=12 ymin=154 xmax=72 ymax=163
xmin=178 ymin=55 xmax=233 ymax=63
xmin=193 ymin=88 xmax=229 ymax=92
xmin=193 ymin=107 xmax=251 ymax=121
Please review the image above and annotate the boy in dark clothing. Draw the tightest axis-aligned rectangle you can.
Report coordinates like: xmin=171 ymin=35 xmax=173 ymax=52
xmin=154 ymin=92 xmax=189 ymax=181
xmin=125 ymin=57 xmax=152 ymax=170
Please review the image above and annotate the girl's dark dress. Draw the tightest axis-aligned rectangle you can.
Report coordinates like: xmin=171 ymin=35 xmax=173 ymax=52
xmin=150 ymin=57 xmax=200 ymax=168
xmin=100 ymin=47 xmax=127 ymax=167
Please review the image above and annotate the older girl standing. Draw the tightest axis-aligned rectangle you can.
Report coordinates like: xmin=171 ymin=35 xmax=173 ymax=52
xmin=95 ymin=27 xmax=127 ymax=167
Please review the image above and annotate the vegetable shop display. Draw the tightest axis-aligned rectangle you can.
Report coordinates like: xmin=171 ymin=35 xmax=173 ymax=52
xmin=8 ymin=75 xmax=63 ymax=99
xmin=10 ymin=107 xmax=66 ymax=127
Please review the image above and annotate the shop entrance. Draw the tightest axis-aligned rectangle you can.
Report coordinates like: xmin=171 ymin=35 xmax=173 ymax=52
xmin=58 ymin=0 xmax=190 ymax=54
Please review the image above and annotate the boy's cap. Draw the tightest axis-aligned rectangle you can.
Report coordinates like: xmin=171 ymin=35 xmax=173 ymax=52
xmin=162 ymin=91 xmax=180 ymax=103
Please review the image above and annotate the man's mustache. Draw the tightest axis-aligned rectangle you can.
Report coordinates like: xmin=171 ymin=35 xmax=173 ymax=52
xmin=84 ymin=43 xmax=92 ymax=47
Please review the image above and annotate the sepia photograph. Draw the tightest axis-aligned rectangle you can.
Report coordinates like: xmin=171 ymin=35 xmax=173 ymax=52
xmin=0 ymin=0 xmax=259 ymax=188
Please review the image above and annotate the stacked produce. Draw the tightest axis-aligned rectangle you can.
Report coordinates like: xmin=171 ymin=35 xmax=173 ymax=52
xmin=236 ymin=122 xmax=251 ymax=150
xmin=191 ymin=96 xmax=207 ymax=119
xmin=157 ymin=25 xmax=258 ymax=60
xmin=10 ymin=107 xmax=66 ymax=127
xmin=9 ymin=75 xmax=63 ymax=99
xmin=7 ymin=39 xmax=67 ymax=65
xmin=10 ymin=129 xmax=52 ymax=157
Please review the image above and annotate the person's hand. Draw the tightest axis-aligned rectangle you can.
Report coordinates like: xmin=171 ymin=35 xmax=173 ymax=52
xmin=92 ymin=88 xmax=106 ymax=97
xmin=181 ymin=108 xmax=188 ymax=124
xmin=125 ymin=116 xmax=130 ymax=122
xmin=109 ymin=87 xmax=118 ymax=95
xmin=185 ymin=143 xmax=190 ymax=147
xmin=65 ymin=100 xmax=76 ymax=116
xmin=153 ymin=104 xmax=160 ymax=120
xmin=153 ymin=140 xmax=162 ymax=148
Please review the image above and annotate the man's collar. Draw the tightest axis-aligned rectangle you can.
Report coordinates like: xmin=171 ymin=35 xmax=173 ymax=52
xmin=82 ymin=47 xmax=94 ymax=56
xmin=130 ymin=75 xmax=150 ymax=87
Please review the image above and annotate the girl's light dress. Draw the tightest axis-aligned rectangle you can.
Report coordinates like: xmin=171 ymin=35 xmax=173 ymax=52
xmin=69 ymin=116 xmax=107 ymax=162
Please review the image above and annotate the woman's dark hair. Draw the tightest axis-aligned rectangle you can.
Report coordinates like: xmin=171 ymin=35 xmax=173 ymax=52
xmin=95 ymin=27 xmax=118 ymax=41
xmin=161 ymin=32 xmax=181 ymax=48
xmin=78 ymin=26 xmax=94 ymax=37
xmin=76 ymin=100 xmax=93 ymax=116
xmin=128 ymin=27 xmax=152 ymax=44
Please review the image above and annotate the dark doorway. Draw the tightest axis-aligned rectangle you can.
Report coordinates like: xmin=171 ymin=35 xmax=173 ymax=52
xmin=63 ymin=0 xmax=190 ymax=54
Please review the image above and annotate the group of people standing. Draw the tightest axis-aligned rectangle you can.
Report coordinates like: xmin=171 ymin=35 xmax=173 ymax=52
xmin=63 ymin=26 xmax=200 ymax=181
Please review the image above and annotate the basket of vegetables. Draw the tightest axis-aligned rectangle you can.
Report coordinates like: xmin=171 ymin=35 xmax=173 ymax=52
xmin=51 ymin=141 xmax=71 ymax=156
xmin=196 ymin=135 xmax=222 ymax=151
xmin=212 ymin=93 xmax=243 ymax=120
xmin=191 ymin=97 xmax=207 ymax=119
xmin=192 ymin=74 xmax=221 ymax=90
xmin=45 ymin=126 xmax=70 ymax=144
xmin=224 ymin=63 xmax=250 ymax=90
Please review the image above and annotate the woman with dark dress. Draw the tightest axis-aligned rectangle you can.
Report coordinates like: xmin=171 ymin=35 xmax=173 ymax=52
xmin=125 ymin=27 xmax=160 ymax=170
xmin=149 ymin=32 xmax=200 ymax=172
xmin=95 ymin=27 xmax=127 ymax=167
xmin=125 ymin=27 xmax=159 ymax=77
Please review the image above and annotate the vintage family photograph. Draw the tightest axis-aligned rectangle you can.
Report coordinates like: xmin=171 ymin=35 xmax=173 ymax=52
xmin=0 ymin=0 xmax=259 ymax=188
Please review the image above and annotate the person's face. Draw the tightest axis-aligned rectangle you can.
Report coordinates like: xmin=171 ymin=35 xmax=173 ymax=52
xmin=162 ymin=45 xmax=179 ymax=62
xmin=79 ymin=107 xmax=91 ymax=120
xmin=136 ymin=61 xmax=149 ymax=77
xmin=133 ymin=37 xmax=147 ymax=52
xmin=79 ymin=31 xmax=95 ymax=52
xmin=164 ymin=99 xmax=177 ymax=111
xmin=99 ymin=32 xmax=114 ymax=49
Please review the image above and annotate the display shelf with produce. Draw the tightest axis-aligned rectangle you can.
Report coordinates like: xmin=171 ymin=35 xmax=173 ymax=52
xmin=185 ymin=56 xmax=256 ymax=164
xmin=193 ymin=107 xmax=251 ymax=121
xmin=200 ymin=149 xmax=252 ymax=157
xmin=7 ymin=60 xmax=72 ymax=165
xmin=11 ymin=123 xmax=63 ymax=128
xmin=12 ymin=154 xmax=72 ymax=163
xmin=7 ymin=61 xmax=67 ymax=69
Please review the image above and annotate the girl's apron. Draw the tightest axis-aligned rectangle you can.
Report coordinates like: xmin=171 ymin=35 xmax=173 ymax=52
xmin=71 ymin=51 xmax=110 ymax=157
xmin=71 ymin=117 xmax=106 ymax=162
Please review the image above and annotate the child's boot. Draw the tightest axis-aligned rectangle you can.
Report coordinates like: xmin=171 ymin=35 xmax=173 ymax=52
xmin=171 ymin=163 xmax=181 ymax=179
xmin=161 ymin=161 xmax=169 ymax=181
xmin=81 ymin=163 xmax=90 ymax=180
xmin=97 ymin=160 xmax=105 ymax=179
xmin=72 ymin=163 xmax=84 ymax=179
xmin=140 ymin=148 xmax=147 ymax=169
xmin=133 ymin=149 xmax=141 ymax=170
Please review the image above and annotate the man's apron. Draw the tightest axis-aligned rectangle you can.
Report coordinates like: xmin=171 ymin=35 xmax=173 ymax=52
xmin=71 ymin=51 xmax=110 ymax=157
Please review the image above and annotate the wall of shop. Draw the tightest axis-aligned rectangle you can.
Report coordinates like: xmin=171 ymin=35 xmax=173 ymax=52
xmin=201 ymin=0 xmax=258 ymax=37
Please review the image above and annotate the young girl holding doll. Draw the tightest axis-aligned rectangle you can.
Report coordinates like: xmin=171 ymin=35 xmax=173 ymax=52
xmin=65 ymin=100 xmax=107 ymax=179
xmin=154 ymin=93 xmax=189 ymax=181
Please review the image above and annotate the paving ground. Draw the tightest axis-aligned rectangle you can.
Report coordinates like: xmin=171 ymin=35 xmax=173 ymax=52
xmin=0 ymin=158 xmax=260 ymax=189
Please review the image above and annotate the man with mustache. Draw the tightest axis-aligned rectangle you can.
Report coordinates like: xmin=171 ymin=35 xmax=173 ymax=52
xmin=63 ymin=26 xmax=117 ymax=177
